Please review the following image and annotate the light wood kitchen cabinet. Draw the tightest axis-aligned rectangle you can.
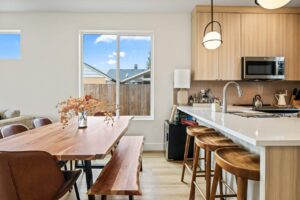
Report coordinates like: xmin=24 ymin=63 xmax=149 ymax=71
xmin=218 ymin=13 xmax=241 ymax=80
xmin=241 ymin=14 xmax=285 ymax=57
xmin=192 ymin=6 xmax=300 ymax=81
xmin=192 ymin=12 xmax=219 ymax=80
xmin=283 ymin=14 xmax=299 ymax=80
xmin=241 ymin=13 xmax=299 ymax=80
xmin=192 ymin=12 xmax=241 ymax=80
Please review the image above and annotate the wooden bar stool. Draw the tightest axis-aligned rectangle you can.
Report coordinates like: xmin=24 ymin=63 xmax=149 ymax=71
xmin=190 ymin=132 xmax=239 ymax=200
xmin=210 ymin=147 xmax=260 ymax=200
xmin=181 ymin=126 xmax=216 ymax=182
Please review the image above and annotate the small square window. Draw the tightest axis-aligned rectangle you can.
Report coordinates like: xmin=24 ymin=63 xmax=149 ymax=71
xmin=0 ymin=31 xmax=21 ymax=59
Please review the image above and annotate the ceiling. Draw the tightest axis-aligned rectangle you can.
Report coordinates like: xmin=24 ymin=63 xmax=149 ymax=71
xmin=0 ymin=0 xmax=300 ymax=13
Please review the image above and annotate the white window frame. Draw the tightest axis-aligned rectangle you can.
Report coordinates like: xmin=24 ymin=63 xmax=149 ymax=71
xmin=0 ymin=30 xmax=21 ymax=60
xmin=79 ymin=30 xmax=155 ymax=120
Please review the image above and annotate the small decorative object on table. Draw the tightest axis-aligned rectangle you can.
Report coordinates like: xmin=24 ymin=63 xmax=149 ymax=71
xmin=78 ymin=111 xmax=88 ymax=129
xmin=57 ymin=95 xmax=114 ymax=129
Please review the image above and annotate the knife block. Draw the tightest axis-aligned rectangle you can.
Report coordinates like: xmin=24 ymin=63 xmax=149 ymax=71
xmin=292 ymin=100 xmax=300 ymax=108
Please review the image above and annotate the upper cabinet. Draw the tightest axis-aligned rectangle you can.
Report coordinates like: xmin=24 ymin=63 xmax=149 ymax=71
xmin=192 ymin=12 xmax=241 ymax=81
xmin=241 ymin=14 xmax=299 ymax=80
xmin=192 ymin=12 xmax=219 ymax=80
xmin=283 ymin=14 xmax=299 ymax=80
xmin=218 ymin=13 xmax=241 ymax=80
xmin=241 ymin=14 xmax=284 ymax=57
xmin=192 ymin=6 xmax=300 ymax=81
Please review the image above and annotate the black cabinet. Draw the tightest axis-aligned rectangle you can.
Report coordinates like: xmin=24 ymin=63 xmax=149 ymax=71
xmin=164 ymin=120 xmax=194 ymax=161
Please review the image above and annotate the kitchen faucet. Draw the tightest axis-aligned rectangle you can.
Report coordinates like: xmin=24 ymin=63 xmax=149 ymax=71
xmin=222 ymin=81 xmax=243 ymax=113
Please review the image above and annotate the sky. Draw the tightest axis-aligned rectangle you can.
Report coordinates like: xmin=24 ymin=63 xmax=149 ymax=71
xmin=83 ymin=34 xmax=152 ymax=74
xmin=0 ymin=33 xmax=21 ymax=59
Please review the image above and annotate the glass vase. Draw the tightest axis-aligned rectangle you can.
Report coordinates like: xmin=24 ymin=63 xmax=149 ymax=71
xmin=78 ymin=112 xmax=87 ymax=129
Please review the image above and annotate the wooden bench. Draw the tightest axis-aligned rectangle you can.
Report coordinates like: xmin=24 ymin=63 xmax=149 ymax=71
xmin=88 ymin=136 xmax=144 ymax=200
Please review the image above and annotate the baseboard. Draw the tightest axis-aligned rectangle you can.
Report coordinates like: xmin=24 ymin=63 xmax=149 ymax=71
xmin=144 ymin=142 xmax=164 ymax=151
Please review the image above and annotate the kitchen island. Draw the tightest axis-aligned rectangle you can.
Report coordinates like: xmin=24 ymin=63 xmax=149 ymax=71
xmin=178 ymin=105 xmax=300 ymax=200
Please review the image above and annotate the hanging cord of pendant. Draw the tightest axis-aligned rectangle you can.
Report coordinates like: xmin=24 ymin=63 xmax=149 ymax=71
xmin=211 ymin=0 xmax=214 ymax=32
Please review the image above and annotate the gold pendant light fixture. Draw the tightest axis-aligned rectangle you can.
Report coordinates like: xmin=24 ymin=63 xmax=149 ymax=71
xmin=255 ymin=0 xmax=292 ymax=9
xmin=202 ymin=0 xmax=223 ymax=50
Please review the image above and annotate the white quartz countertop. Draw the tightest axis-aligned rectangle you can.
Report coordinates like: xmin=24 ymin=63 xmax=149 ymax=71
xmin=177 ymin=105 xmax=300 ymax=146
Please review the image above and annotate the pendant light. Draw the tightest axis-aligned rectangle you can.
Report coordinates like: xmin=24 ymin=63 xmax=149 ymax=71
xmin=202 ymin=0 xmax=223 ymax=50
xmin=255 ymin=0 xmax=291 ymax=9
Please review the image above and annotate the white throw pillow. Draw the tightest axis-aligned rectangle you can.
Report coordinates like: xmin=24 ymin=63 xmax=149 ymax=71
xmin=3 ymin=110 xmax=21 ymax=119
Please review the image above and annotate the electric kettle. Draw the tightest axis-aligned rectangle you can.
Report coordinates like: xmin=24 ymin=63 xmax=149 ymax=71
xmin=253 ymin=94 xmax=263 ymax=109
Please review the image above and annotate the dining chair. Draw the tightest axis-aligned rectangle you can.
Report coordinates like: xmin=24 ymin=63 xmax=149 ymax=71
xmin=0 ymin=124 xmax=28 ymax=138
xmin=32 ymin=117 xmax=52 ymax=128
xmin=0 ymin=151 xmax=81 ymax=200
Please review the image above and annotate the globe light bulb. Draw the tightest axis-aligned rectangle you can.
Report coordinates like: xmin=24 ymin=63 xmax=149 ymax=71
xmin=203 ymin=31 xmax=222 ymax=50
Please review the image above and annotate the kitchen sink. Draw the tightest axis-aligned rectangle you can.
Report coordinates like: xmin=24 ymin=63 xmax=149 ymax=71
xmin=231 ymin=112 xmax=280 ymax=118
xmin=227 ymin=111 xmax=244 ymax=114
xmin=253 ymin=107 xmax=300 ymax=113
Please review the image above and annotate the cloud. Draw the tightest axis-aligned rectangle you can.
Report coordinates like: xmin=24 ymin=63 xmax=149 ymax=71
xmin=120 ymin=52 xmax=126 ymax=57
xmin=94 ymin=35 xmax=116 ymax=44
xmin=108 ymin=51 xmax=126 ymax=58
xmin=107 ymin=59 xmax=116 ymax=65
xmin=121 ymin=36 xmax=151 ymax=41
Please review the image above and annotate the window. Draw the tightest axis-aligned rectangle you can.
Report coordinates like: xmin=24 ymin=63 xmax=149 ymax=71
xmin=79 ymin=31 xmax=154 ymax=120
xmin=0 ymin=30 xmax=21 ymax=59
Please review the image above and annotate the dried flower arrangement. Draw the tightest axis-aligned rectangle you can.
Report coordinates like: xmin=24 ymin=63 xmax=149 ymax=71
xmin=57 ymin=95 xmax=114 ymax=127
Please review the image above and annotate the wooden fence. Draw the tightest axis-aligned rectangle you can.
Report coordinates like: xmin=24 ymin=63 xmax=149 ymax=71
xmin=84 ymin=84 xmax=150 ymax=116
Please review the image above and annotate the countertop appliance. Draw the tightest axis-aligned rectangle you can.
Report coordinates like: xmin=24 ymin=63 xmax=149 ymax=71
xmin=242 ymin=57 xmax=285 ymax=80
xmin=253 ymin=94 xmax=263 ymax=108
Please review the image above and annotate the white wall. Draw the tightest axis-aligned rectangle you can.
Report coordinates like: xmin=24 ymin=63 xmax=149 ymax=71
xmin=0 ymin=12 xmax=191 ymax=150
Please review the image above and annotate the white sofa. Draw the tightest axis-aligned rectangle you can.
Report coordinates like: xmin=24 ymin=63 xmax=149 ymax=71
xmin=0 ymin=115 xmax=35 ymax=129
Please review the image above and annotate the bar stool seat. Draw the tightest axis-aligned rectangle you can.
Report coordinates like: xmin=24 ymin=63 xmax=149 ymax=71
xmin=195 ymin=133 xmax=239 ymax=152
xmin=210 ymin=147 xmax=260 ymax=200
xmin=181 ymin=126 xmax=216 ymax=182
xmin=186 ymin=126 xmax=215 ymax=137
xmin=190 ymin=133 xmax=239 ymax=200
xmin=215 ymin=147 xmax=260 ymax=180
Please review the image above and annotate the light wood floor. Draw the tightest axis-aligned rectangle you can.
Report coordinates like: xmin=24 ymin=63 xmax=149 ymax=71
xmin=61 ymin=152 xmax=206 ymax=200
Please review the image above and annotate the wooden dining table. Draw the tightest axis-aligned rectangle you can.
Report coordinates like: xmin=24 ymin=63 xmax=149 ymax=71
xmin=0 ymin=116 xmax=133 ymax=200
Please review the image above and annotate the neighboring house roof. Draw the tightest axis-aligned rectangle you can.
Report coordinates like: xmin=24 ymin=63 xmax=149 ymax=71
xmin=121 ymin=69 xmax=151 ymax=83
xmin=107 ymin=69 xmax=146 ymax=81
xmin=83 ymin=63 xmax=116 ymax=82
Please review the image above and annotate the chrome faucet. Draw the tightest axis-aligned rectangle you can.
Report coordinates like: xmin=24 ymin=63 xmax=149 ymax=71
xmin=222 ymin=81 xmax=243 ymax=113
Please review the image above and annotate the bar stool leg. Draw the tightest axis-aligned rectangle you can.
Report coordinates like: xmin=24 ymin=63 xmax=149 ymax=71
xmin=219 ymin=170 xmax=224 ymax=200
xmin=181 ymin=134 xmax=191 ymax=182
xmin=205 ymin=150 xmax=212 ymax=200
xmin=209 ymin=163 xmax=222 ymax=200
xmin=189 ymin=145 xmax=200 ymax=200
xmin=237 ymin=177 xmax=248 ymax=200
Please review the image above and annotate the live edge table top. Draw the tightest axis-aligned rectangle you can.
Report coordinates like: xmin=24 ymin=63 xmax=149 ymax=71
xmin=0 ymin=116 xmax=133 ymax=160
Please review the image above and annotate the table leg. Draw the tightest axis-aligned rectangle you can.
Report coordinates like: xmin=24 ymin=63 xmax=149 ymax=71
xmin=84 ymin=160 xmax=95 ymax=200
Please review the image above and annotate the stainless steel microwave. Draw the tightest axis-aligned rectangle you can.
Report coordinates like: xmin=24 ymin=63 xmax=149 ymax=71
xmin=242 ymin=57 xmax=285 ymax=80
